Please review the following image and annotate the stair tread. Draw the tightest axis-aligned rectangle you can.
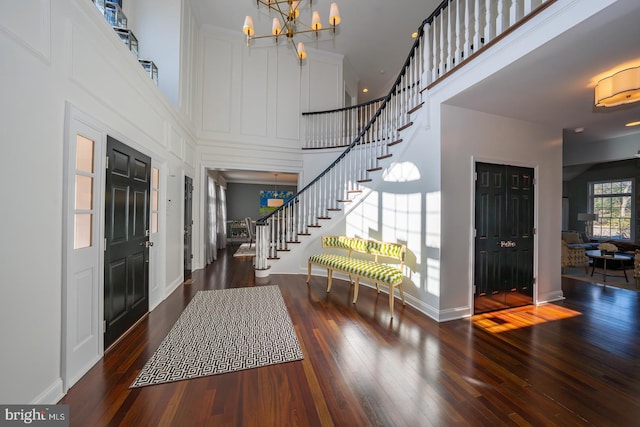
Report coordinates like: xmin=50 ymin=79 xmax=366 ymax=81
xmin=388 ymin=139 xmax=403 ymax=147
xmin=407 ymin=102 xmax=424 ymax=115
xmin=398 ymin=122 xmax=413 ymax=132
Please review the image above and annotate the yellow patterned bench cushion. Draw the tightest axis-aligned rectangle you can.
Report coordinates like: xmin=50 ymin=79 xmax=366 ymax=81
xmin=310 ymin=236 xmax=406 ymax=285
xmin=308 ymin=253 xmax=403 ymax=284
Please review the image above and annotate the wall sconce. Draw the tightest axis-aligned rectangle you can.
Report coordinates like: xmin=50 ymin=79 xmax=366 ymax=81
xmin=595 ymin=66 xmax=640 ymax=107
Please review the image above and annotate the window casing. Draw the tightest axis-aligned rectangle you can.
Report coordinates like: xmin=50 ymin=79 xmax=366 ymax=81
xmin=589 ymin=179 xmax=634 ymax=241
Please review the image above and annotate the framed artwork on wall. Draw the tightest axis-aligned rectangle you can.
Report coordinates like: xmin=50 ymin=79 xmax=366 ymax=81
xmin=260 ymin=190 xmax=293 ymax=214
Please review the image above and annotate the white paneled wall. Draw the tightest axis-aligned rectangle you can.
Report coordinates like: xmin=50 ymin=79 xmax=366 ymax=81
xmin=0 ymin=0 xmax=196 ymax=404
xmin=195 ymin=26 xmax=343 ymax=149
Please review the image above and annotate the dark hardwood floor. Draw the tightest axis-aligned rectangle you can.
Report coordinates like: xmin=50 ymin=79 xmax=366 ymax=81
xmin=59 ymin=246 xmax=640 ymax=426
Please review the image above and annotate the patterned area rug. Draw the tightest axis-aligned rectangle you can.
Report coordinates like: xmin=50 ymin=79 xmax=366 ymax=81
xmin=233 ymin=243 xmax=255 ymax=257
xmin=562 ymin=267 xmax=638 ymax=292
xmin=130 ymin=285 xmax=303 ymax=388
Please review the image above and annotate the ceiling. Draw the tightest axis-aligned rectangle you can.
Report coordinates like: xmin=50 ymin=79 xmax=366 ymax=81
xmin=191 ymin=0 xmax=640 ymax=183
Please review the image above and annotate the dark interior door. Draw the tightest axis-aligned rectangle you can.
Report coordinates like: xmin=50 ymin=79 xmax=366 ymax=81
xmin=184 ymin=176 xmax=193 ymax=280
xmin=104 ymin=136 xmax=151 ymax=348
xmin=474 ymin=162 xmax=534 ymax=314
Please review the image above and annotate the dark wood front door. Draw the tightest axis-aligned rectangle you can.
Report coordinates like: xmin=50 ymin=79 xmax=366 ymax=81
xmin=104 ymin=136 xmax=151 ymax=348
xmin=474 ymin=162 xmax=534 ymax=314
xmin=184 ymin=176 xmax=193 ymax=281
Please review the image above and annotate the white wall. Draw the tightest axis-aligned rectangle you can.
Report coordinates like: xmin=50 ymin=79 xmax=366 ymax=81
xmin=0 ymin=0 xmax=195 ymax=404
xmin=440 ymin=105 xmax=563 ymax=316
xmin=129 ymin=0 xmax=183 ymax=109
xmin=191 ymin=25 xmax=344 ymax=269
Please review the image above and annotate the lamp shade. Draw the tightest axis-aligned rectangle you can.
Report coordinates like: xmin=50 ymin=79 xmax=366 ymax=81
xmin=595 ymin=66 xmax=640 ymax=107
xmin=272 ymin=18 xmax=282 ymax=36
xmin=291 ymin=1 xmax=300 ymax=18
xmin=243 ymin=16 xmax=254 ymax=36
xmin=329 ymin=3 xmax=340 ymax=26
xmin=311 ymin=11 xmax=322 ymax=30
xmin=577 ymin=213 xmax=598 ymax=222
xmin=297 ymin=42 xmax=307 ymax=60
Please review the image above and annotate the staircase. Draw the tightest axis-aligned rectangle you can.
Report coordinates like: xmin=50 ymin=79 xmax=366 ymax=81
xmin=254 ymin=0 xmax=556 ymax=276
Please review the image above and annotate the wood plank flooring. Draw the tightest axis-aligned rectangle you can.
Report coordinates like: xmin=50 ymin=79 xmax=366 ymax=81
xmin=59 ymin=246 xmax=640 ymax=426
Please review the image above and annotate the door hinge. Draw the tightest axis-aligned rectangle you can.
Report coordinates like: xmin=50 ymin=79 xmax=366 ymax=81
xmin=473 ymin=284 xmax=476 ymax=293
xmin=474 ymin=229 xmax=477 ymax=238
xmin=104 ymin=238 xmax=107 ymax=251
xmin=106 ymin=155 xmax=109 ymax=169
xmin=103 ymin=320 xmax=107 ymax=333
xmin=533 ymin=228 xmax=537 ymax=235
xmin=532 ymin=278 xmax=536 ymax=286
xmin=191 ymin=254 xmax=194 ymax=259
xmin=474 ymin=172 xmax=478 ymax=181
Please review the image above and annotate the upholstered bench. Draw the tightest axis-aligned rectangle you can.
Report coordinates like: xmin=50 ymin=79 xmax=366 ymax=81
xmin=307 ymin=236 xmax=406 ymax=317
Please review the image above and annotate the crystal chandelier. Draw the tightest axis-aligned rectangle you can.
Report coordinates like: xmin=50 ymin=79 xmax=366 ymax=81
xmin=243 ymin=0 xmax=341 ymax=62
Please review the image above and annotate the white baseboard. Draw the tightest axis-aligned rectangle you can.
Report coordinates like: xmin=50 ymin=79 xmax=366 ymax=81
xmin=166 ymin=276 xmax=183 ymax=296
xmin=306 ymin=269 xmax=470 ymax=322
xmin=33 ymin=378 xmax=65 ymax=405
xmin=538 ymin=290 xmax=565 ymax=304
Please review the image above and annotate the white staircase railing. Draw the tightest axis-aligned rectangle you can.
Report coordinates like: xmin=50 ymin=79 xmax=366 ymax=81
xmin=255 ymin=0 xmax=555 ymax=273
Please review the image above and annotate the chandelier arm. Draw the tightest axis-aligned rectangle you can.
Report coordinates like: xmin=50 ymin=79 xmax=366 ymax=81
xmin=248 ymin=33 xmax=287 ymax=41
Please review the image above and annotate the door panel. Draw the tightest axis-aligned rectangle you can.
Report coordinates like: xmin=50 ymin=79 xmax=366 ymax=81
xmin=474 ymin=162 xmax=534 ymax=314
xmin=184 ymin=176 xmax=193 ymax=280
xmin=104 ymin=136 xmax=150 ymax=349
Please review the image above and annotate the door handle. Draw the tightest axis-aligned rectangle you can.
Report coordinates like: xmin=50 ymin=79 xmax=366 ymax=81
xmin=140 ymin=241 xmax=154 ymax=248
xmin=498 ymin=240 xmax=516 ymax=248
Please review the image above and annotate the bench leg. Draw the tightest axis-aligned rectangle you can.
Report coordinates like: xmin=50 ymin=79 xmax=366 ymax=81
xmin=389 ymin=287 xmax=395 ymax=318
xmin=306 ymin=262 xmax=312 ymax=284
xmin=375 ymin=281 xmax=380 ymax=293
xmin=326 ymin=269 xmax=333 ymax=293
xmin=352 ymin=277 xmax=360 ymax=304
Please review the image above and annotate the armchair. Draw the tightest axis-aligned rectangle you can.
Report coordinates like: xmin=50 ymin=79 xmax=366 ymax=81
xmin=561 ymin=240 xmax=589 ymax=274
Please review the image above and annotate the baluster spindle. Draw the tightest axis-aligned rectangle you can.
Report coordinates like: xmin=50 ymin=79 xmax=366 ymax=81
xmin=496 ymin=0 xmax=504 ymax=35
xmin=484 ymin=0 xmax=493 ymax=43
xmin=463 ymin=0 xmax=470 ymax=60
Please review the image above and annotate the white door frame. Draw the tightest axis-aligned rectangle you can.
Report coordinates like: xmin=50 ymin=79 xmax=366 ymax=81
xmin=61 ymin=105 xmax=106 ymax=391
xmin=61 ymin=104 xmax=166 ymax=390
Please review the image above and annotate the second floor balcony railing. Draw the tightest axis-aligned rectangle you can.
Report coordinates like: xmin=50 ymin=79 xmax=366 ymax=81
xmin=303 ymin=0 xmax=556 ymax=150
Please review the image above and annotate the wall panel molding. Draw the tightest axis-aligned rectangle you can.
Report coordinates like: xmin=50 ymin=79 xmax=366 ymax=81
xmin=0 ymin=0 xmax=51 ymax=63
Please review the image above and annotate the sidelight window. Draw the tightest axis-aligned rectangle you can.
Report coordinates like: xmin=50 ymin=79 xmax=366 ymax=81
xmin=74 ymin=135 xmax=95 ymax=249
xmin=151 ymin=167 xmax=159 ymax=234
xmin=589 ymin=179 xmax=633 ymax=241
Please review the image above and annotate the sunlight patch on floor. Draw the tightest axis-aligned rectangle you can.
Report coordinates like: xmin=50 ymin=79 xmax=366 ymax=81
xmin=471 ymin=304 xmax=582 ymax=333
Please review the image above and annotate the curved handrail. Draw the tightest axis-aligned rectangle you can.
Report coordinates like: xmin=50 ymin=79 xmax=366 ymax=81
xmin=257 ymin=20 xmax=426 ymax=227
xmin=301 ymin=96 xmax=385 ymax=116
